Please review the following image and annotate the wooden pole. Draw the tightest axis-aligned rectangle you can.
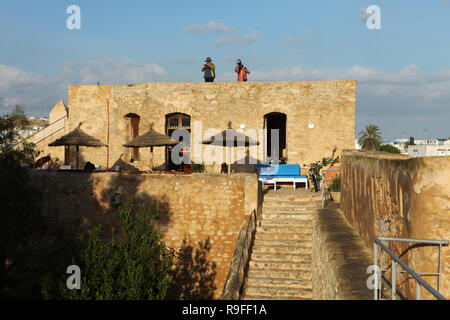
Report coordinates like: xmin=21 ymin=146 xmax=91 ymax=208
xmin=228 ymin=147 xmax=231 ymax=174
xmin=150 ymin=146 xmax=154 ymax=171
xmin=76 ymin=145 xmax=79 ymax=169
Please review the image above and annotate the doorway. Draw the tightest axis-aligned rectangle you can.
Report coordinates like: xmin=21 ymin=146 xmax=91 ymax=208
xmin=165 ymin=113 xmax=191 ymax=171
xmin=264 ymin=112 xmax=287 ymax=163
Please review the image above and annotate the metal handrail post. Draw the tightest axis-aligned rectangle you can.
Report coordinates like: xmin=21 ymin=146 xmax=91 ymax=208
xmin=374 ymin=243 xmax=378 ymax=300
xmin=438 ymin=244 xmax=442 ymax=292
xmin=373 ymin=236 xmax=447 ymax=300
xmin=392 ymin=261 xmax=396 ymax=300
xmin=417 ymin=282 xmax=421 ymax=300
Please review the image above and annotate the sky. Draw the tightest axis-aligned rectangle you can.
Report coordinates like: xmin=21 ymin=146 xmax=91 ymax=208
xmin=1 ymin=0 xmax=450 ymax=140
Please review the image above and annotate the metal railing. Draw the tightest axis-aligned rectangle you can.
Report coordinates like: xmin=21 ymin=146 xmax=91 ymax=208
xmin=15 ymin=115 xmax=66 ymax=148
xmin=221 ymin=209 xmax=256 ymax=299
xmin=373 ymin=236 xmax=449 ymax=300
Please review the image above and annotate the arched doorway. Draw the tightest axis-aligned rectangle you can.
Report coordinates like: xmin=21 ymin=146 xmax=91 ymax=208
xmin=264 ymin=112 xmax=287 ymax=163
xmin=165 ymin=113 xmax=191 ymax=171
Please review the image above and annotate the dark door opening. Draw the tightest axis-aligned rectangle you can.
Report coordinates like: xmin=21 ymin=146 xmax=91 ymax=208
xmin=264 ymin=112 xmax=286 ymax=163
xmin=124 ymin=113 xmax=140 ymax=161
xmin=166 ymin=113 xmax=191 ymax=171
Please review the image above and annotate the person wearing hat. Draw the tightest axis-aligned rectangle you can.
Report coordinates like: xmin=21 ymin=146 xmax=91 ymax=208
xmin=235 ymin=59 xmax=250 ymax=82
xmin=202 ymin=57 xmax=216 ymax=82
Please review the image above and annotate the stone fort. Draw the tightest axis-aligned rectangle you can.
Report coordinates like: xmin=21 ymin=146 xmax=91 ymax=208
xmin=33 ymin=80 xmax=357 ymax=170
xmin=28 ymin=80 xmax=362 ymax=299
xmin=26 ymin=81 xmax=450 ymax=300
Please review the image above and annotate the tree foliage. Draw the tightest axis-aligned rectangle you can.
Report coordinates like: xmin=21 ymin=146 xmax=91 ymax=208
xmin=404 ymin=136 xmax=415 ymax=149
xmin=309 ymin=146 xmax=340 ymax=180
xmin=0 ymin=105 xmax=40 ymax=166
xmin=58 ymin=200 xmax=173 ymax=300
xmin=328 ymin=176 xmax=341 ymax=192
xmin=1 ymin=106 xmax=172 ymax=299
xmin=0 ymin=107 xmax=45 ymax=298
xmin=358 ymin=124 xmax=382 ymax=151
xmin=379 ymin=144 xmax=401 ymax=154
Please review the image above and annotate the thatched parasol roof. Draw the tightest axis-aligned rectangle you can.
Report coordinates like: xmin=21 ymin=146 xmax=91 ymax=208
xmin=48 ymin=127 xmax=106 ymax=147
xmin=202 ymin=129 xmax=259 ymax=147
xmin=124 ymin=125 xmax=179 ymax=148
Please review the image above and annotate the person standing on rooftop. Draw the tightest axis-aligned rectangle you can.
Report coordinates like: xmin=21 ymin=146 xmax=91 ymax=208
xmin=202 ymin=57 xmax=215 ymax=82
xmin=235 ymin=59 xmax=250 ymax=82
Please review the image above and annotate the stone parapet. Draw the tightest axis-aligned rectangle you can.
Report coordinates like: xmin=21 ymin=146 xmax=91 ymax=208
xmin=340 ymin=150 xmax=450 ymax=299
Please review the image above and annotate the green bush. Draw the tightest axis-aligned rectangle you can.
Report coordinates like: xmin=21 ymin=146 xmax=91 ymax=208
xmin=379 ymin=144 xmax=401 ymax=154
xmin=191 ymin=163 xmax=206 ymax=173
xmin=58 ymin=200 xmax=173 ymax=300
xmin=328 ymin=176 xmax=341 ymax=192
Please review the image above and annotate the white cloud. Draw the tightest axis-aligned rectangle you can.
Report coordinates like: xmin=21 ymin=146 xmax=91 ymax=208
xmin=0 ymin=56 xmax=168 ymax=116
xmin=68 ymin=56 xmax=167 ymax=84
xmin=214 ymin=30 xmax=259 ymax=46
xmin=2 ymin=59 xmax=449 ymax=138
xmin=0 ymin=64 xmax=59 ymax=115
xmin=184 ymin=21 xmax=237 ymax=34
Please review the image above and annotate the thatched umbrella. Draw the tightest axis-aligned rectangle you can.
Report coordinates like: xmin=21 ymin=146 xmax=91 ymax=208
xmin=123 ymin=124 xmax=179 ymax=170
xmin=48 ymin=125 xmax=106 ymax=169
xmin=202 ymin=122 xmax=259 ymax=173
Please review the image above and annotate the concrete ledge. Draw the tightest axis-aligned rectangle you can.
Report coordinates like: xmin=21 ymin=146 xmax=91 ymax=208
xmin=312 ymin=203 xmax=373 ymax=300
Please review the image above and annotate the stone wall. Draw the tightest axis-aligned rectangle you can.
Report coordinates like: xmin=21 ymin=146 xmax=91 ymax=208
xmin=29 ymin=171 xmax=260 ymax=298
xmin=62 ymin=81 xmax=356 ymax=170
xmin=312 ymin=204 xmax=373 ymax=300
xmin=341 ymin=150 xmax=450 ymax=299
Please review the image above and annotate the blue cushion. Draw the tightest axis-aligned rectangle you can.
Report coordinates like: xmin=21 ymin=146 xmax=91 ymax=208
xmin=256 ymin=164 xmax=305 ymax=178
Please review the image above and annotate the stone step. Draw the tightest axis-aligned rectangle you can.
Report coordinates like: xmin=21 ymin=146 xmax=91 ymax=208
xmin=253 ymin=239 xmax=312 ymax=247
xmin=263 ymin=193 xmax=319 ymax=199
xmin=256 ymin=225 xmax=313 ymax=235
xmin=250 ymin=252 xmax=312 ymax=263
xmin=247 ymin=268 xmax=312 ymax=280
xmin=249 ymin=260 xmax=311 ymax=271
xmin=252 ymin=244 xmax=312 ymax=255
xmin=245 ymin=277 xmax=312 ymax=289
xmin=262 ymin=212 xmax=313 ymax=221
xmin=262 ymin=206 xmax=315 ymax=213
xmin=263 ymin=198 xmax=316 ymax=207
xmin=256 ymin=229 xmax=312 ymax=240
xmin=244 ymin=285 xmax=313 ymax=299
xmin=260 ymin=220 xmax=313 ymax=228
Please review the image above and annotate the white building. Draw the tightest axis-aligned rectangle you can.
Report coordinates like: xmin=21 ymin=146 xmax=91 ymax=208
xmin=408 ymin=144 xmax=450 ymax=158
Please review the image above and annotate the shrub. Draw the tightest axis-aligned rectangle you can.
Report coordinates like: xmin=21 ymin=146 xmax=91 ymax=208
xmin=191 ymin=163 xmax=206 ymax=173
xmin=59 ymin=200 xmax=173 ymax=300
xmin=328 ymin=176 xmax=341 ymax=192
xmin=379 ymin=144 xmax=401 ymax=154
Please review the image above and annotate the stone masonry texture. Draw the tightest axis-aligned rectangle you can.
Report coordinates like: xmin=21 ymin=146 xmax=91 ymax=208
xmin=59 ymin=81 xmax=356 ymax=170
xmin=341 ymin=150 xmax=450 ymax=299
xmin=29 ymin=171 xmax=259 ymax=299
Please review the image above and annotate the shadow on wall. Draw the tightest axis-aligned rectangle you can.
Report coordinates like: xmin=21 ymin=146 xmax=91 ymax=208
xmin=166 ymin=236 xmax=217 ymax=300
xmin=36 ymin=156 xmax=220 ymax=299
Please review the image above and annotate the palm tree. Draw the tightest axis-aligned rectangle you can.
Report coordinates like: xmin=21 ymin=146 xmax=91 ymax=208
xmin=358 ymin=125 xmax=382 ymax=151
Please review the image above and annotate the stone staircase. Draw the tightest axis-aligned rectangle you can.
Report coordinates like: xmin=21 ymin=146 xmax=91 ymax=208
xmin=242 ymin=192 xmax=319 ymax=300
